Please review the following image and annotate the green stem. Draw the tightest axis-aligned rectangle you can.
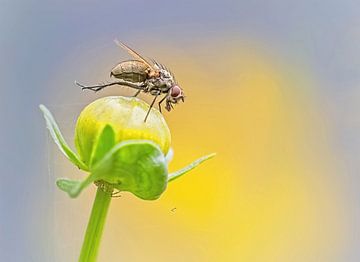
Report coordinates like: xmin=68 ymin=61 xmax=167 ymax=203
xmin=79 ymin=186 xmax=112 ymax=262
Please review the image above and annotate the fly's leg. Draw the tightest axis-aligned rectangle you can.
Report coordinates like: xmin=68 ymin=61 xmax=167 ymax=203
xmin=165 ymin=99 xmax=174 ymax=111
xmin=158 ymin=94 xmax=168 ymax=113
xmin=133 ymin=90 xmax=141 ymax=97
xmin=144 ymin=91 xmax=161 ymax=122
xmin=75 ymin=80 xmax=146 ymax=92
xmin=144 ymin=95 xmax=158 ymax=122
xmin=111 ymin=190 xmax=122 ymax=198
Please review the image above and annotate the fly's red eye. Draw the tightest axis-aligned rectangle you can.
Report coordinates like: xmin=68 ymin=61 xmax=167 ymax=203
xmin=171 ymin=86 xmax=181 ymax=97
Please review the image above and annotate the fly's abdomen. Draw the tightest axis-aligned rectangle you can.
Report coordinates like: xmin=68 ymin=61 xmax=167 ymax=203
xmin=110 ymin=60 xmax=148 ymax=83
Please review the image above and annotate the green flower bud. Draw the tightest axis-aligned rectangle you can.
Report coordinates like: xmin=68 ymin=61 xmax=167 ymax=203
xmin=75 ymin=96 xmax=171 ymax=167
xmin=40 ymin=96 xmax=214 ymax=200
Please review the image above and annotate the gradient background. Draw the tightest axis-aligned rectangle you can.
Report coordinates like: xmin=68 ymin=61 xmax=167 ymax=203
xmin=1 ymin=0 xmax=360 ymax=261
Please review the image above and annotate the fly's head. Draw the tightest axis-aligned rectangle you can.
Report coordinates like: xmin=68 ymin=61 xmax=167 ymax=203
xmin=165 ymin=85 xmax=185 ymax=111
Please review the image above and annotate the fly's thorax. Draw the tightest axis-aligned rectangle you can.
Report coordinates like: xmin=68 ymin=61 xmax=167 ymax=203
xmin=146 ymin=77 xmax=172 ymax=93
xmin=147 ymin=69 xmax=160 ymax=78
xmin=159 ymin=69 xmax=175 ymax=81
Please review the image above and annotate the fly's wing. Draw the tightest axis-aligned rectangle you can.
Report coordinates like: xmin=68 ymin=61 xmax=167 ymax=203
xmin=114 ymin=39 xmax=155 ymax=71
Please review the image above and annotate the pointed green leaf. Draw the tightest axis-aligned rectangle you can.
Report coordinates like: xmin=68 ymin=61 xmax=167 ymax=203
xmin=165 ymin=148 xmax=174 ymax=164
xmin=92 ymin=140 xmax=168 ymax=200
xmin=39 ymin=105 xmax=88 ymax=171
xmin=89 ymin=125 xmax=115 ymax=168
xmin=168 ymin=153 xmax=216 ymax=182
xmin=56 ymin=175 xmax=96 ymax=198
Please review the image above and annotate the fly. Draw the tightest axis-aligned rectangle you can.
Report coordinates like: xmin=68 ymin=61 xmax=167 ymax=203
xmin=75 ymin=40 xmax=185 ymax=122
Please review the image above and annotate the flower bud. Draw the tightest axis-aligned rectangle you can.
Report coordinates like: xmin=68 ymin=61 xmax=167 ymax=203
xmin=75 ymin=96 xmax=171 ymax=166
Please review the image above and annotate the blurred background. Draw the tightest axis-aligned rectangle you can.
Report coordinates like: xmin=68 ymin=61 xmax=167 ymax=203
xmin=1 ymin=0 xmax=360 ymax=261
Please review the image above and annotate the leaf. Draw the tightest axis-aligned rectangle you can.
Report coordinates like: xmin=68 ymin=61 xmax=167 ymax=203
xmin=92 ymin=140 xmax=168 ymax=200
xmin=56 ymin=176 xmax=95 ymax=198
xmin=165 ymin=148 xmax=174 ymax=164
xmin=39 ymin=105 xmax=88 ymax=171
xmin=168 ymin=153 xmax=216 ymax=182
xmin=89 ymin=125 xmax=115 ymax=168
